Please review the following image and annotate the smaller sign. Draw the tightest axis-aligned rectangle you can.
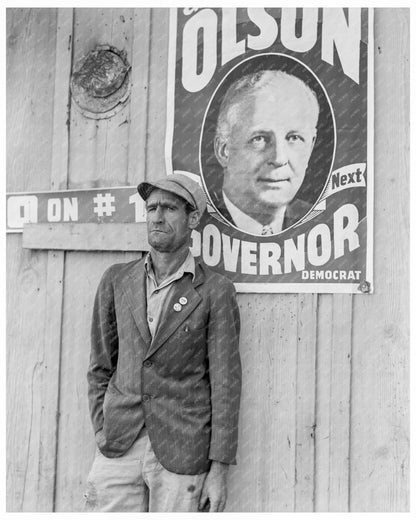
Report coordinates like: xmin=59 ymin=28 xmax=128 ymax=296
xmin=6 ymin=186 xmax=145 ymax=232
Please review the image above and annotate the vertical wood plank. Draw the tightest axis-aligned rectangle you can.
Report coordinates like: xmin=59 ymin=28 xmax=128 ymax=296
xmin=314 ymin=294 xmax=332 ymax=510
xmin=38 ymin=8 xmax=74 ymax=511
xmin=294 ymin=294 xmax=317 ymax=511
xmin=227 ymin=295 xmax=298 ymax=511
xmin=70 ymin=9 xmax=110 ymax=186
xmin=39 ymin=252 xmax=65 ymax=510
xmin=329 ymin=295 xmax=352 ymax=510
xmin=127 ymin=8 xmax=151 ymax=184
xmin=315 ymin=294 xmax=353 ymax=511
xmin=146 ymin=8 xmax=170 ymax=181
xmin=6 ymin=8 xmax=57 ymax=192
xmin=6 ymin=243 xmax=49 ymax=511
xmin=6 ymin=8 xmax=58 ymax=511
xmin=50 ymin=8 xmax=73 ymax=191
xmin=349 ymin=8 xmax=409 ymax=512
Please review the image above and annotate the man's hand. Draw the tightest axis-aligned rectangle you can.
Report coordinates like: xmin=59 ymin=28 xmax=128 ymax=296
xmin=199 ymin=461 xmax=229 ymax=512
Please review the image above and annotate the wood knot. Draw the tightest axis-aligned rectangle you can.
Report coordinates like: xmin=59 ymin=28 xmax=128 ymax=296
xmin=71 ymin=45 xmax=131 ymax=119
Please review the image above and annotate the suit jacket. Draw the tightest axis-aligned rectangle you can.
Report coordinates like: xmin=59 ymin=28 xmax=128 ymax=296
xmin=87 ymin=256 xmax=241 ymax=475
xmin=212 ymin=191 xmax=312 ymax=232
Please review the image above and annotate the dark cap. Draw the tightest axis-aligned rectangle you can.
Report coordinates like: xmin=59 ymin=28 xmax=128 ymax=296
xmin=137 ymin=173 xmax=207 ymax=215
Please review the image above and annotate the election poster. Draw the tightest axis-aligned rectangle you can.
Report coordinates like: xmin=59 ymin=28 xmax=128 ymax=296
xmin=165 ymin=8 xmax=374 ymax=293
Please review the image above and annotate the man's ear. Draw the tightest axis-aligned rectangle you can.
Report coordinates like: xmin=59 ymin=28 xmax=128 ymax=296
xmin=214 ymin=134 xmax=229 ymax=168
xmin=187 ymin=210 xmax=201 ymax=230
xmin=311 ymin=130 xmax=317 ymax=150
xmin=307 ymin=130 xmax=317 ymax=158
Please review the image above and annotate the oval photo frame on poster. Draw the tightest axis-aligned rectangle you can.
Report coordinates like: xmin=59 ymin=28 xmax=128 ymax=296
xmin=199 ymin=53 xmax=336 ymax=237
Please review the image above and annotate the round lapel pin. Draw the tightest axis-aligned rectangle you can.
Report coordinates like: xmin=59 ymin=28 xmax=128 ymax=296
xmin=179 ymin=297 xmax=188 ymax=305
xmin=173 ymin=303 xmax=182 ymax=312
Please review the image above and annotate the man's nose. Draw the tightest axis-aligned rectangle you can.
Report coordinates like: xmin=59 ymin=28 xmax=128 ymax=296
xmin=151 ymin=206 xmax=164 ymax=222
xmin=268 ymin=138 xmax=288 ymax=167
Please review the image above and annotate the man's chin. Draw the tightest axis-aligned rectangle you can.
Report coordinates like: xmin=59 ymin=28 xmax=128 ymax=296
xmin=149 ymin=239 xmax=189 ymax=254
xmin=256 ymin=193 xmax=294 ymax=209
xmin=148 ymin=238 xmax=171 ymax=252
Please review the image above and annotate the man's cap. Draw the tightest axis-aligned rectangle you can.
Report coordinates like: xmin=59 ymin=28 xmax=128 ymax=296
xmin=137 ymin=173 xmax=207 ymax=215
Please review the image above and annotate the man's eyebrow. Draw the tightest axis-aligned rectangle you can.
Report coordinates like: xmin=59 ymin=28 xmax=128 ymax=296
xmin=146 ymin=201 xmax=180 ymax=209
xmin=287 ymin=127 xmax=313 ymax=135
xmin=249 ymin=127 xmax=271 ymax=133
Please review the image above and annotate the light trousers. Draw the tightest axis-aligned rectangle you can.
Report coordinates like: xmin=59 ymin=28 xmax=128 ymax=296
xmin=84 ymin=431 xmax=208 ymax=512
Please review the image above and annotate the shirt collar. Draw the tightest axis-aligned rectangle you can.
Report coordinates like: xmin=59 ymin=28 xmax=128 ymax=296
xmin=223 ymin=191 xmax=286 ymax=235
xmin=145 ymin=250 xmax=196 ymax=286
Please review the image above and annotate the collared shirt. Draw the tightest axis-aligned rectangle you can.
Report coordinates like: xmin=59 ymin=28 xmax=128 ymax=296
xmin=223 ymin=190 xmax=287 ymax=235
xmin=144 ymin=251 xmax=195 ymax=338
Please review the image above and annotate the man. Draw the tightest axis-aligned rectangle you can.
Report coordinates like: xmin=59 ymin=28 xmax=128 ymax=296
xmin=213 ymin=69 xmax=319 ymax=235
xmin=85 ymin=173 xmax=241 ymax=512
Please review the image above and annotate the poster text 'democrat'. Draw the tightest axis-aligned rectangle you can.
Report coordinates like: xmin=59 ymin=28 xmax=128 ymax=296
xmin=181 ymin=8 xmax=362 ymax=92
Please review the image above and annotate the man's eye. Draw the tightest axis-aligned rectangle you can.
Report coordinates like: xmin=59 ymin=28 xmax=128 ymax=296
xmin=287 ymin=134 xmax=304 ymax=143
xmin=250 ymin=135 xmax=268 ymax=148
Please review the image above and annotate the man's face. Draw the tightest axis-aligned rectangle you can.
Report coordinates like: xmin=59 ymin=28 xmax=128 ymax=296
xmin=146 ymin=189 xmax=195 ymax=253
xmin=216 ymin=79 xmax=317 ymax=216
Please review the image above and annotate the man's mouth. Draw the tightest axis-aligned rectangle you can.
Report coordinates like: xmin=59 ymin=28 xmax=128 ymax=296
xmin=258 ymin=177 xmax=290 ymax=184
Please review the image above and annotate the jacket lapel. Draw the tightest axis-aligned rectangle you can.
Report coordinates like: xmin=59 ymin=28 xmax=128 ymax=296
xmin=121 ymin=259 xmax=152 ymax=347
xmin=283 ymin=198 xmax=312 ymax=229
xmin=144 ymin=262 xmax=205 ymax=360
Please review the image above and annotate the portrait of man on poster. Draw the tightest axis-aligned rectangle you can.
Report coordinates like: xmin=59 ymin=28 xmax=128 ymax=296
xmin=212 ymin=69 xmax=320 ymax=236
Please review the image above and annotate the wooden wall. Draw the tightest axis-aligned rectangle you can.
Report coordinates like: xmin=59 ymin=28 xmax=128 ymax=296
xmin=6 ymin=8 xmax=409 ymax=512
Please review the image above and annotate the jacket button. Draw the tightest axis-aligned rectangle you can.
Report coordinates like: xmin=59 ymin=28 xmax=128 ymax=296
xmin=143 ymin=360 xmax=152 ymax=367
xmin=142 ymin=394 xmax=150 ymax=402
